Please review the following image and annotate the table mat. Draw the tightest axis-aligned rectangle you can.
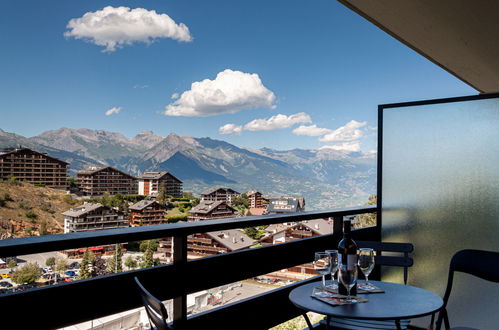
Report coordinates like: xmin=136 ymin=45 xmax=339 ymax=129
xmin=311 ymin=287 xmax=368 ymax=306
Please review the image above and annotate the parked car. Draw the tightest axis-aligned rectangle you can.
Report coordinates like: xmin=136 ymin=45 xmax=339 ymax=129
xmin=65 ymin=271 xmax=76 ymax=277
xmin=69 ymin=262 xmax=80 ymax=269
xmin=0 ymin=281 xmax=13 ymax=288
xmin=0 ymin=273 xmax=11 ymax=278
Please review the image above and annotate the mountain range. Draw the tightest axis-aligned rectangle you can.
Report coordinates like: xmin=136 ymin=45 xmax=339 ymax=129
xmin=0 ymin=128 xmax=376 ymax=210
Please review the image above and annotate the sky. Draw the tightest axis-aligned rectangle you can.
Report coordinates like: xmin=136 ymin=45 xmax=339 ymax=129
xmin=0 ymin=0 xmax=475 ymax=152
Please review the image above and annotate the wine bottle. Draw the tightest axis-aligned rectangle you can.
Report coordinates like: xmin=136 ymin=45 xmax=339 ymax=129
xmin=338 ymin=219 xmax=357 ymax=295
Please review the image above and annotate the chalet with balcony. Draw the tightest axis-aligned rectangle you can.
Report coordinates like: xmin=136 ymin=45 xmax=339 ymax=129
xmin=159 ymin=229 xmax=255 ymax=262
xmin=0 ymin=147 xmax=68 ymax=188
xmin=76 ymin=166 xmax=137 ymax=196
xmin=266 ymin=196 xmax=305 ymax=214
xmin=188 ymin=200 xmax=238 ymax=221
xmin=129 ymin=200 xmax=167 ymax=226
xmin=62 ymin=202 xmax=129 ymax=233
xmin=246 ymin=190 xmax=269 ymax=208
xmin=200 ymin=187 xmax=240 ymax=205
xmin=137 ymin=171 xmax=182 ymax=198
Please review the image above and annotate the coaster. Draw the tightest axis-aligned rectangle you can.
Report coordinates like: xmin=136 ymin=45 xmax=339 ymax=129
xmin=311 ymin=287 xmax=368 ymax=306
xmin=357 ymin=282 xmax=384 ymax=293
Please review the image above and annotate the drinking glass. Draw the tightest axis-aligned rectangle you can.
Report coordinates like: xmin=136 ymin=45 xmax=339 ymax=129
xmin=338 ymin=264 xmax=358 ymax=302
xmin=325 ymin=250 xmax=339 ymax=289
xmin=314 ymin=252 xmax=331 ymax=288
xmin=358 ymin=248 xmax=375 ymax=289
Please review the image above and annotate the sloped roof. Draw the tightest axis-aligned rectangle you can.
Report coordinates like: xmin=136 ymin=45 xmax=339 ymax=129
xmin=62 ymin=202 xmax=105 ymax=217
xmin=77 ymin=166 xmax=136 ymax=180
xmin=189 ymin=200 xmax=236 ymax=215
xmin=200 ymin=187 xmax=240 ymax=196
xmin=301 ymin=219 xmax=331 ymax=236
xmin=267 ymin=197 xmax=304 ymax=213
xmin=207 ymin=229 xmax=255 ymax=251
xmin=0 ymin=147 xmax=68 ymax=165
xmin=248 ymin=207 xmax=266 ymax=216
xmin=129 ymin=200 xmax=165 ymax=211
xmin=138 ymin=171 xmax=182 ymax=183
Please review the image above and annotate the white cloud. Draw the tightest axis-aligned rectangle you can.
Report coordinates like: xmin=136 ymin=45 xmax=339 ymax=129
xmin=319 ymin=120 xmax=367 ymax=142
xmin=133 ymin=84 xmax=149 ymax=89
xmin=219 ymin=123 xmax=243 ymax=135
xmin=105 ymin=106 xmax=123 ymax=116
xmin=243 ymin=113 xmax=311 ymax=131
xmin=164 ymin=69 xmax=276 ymax=116
xmin=64 ymin=6 xmax=192 ymax=52
xmin=171 ymin=93 xmax=179 ymax=99
xmin=219 ymin=112 xmax=311 ymax=135
xmin=292 ymin=124 xmax=332 ymax=136
xmin=319 ymin=142 xmax=361 ymax=153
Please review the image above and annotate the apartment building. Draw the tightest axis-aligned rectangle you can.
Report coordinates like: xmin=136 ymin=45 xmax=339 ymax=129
xmin=158 ymin=229 xmax=255 ymax=262
xmin=76 ymin=166 xmax=137 ymax=196
xmin=266 ymin=196 xmax=305 ymax=214
xmin=0 ymin=147 xmax=68 ymax=188
xmin=62 ymin=202 xmax=129 ymax=233
xmin=129 ymin=200 xmax=167 ymax=226
xmin=137 ymin=171 xmax=182 ymax=198
xmin=246 ymin=190 xmax=269 ymax=208
xmin=188 ymin=200 xmax=238 ymax=221
xmin=200 ymin=187 xmax=240 ymax=205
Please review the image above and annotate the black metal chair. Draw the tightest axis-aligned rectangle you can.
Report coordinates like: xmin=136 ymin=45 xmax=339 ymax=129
xmin=436 ymin=249 xmax=499 ymax=330
xmin=319 ymin=241 xmax=414 ymax=330
xmin=134 ymin=276 xmax=172 ymax=330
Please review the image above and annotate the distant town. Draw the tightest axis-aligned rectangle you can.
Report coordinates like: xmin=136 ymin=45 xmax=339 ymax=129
xmin=0 ymin=146 xmax=340 ymax=308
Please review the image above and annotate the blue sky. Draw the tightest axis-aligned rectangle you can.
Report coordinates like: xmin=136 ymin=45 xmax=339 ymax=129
xmin=0 ymin=0 xmax=475 ymax=152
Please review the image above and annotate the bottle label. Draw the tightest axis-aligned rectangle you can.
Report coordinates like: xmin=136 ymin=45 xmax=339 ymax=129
xmin=347 ymin=254 xmax=357 ymax=271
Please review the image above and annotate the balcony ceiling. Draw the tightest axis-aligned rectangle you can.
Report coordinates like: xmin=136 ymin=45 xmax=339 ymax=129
xmin=339 ymin=0 xmax=499 ymax=93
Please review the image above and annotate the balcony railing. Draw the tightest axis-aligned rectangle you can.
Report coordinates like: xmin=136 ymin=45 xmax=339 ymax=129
xmin=0 ymin=205 xmax=377 ymax=329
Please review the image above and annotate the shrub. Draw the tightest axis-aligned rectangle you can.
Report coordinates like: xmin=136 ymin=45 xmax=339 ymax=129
xmin=3 ymin=193 xmax=13 ymax=202
xmin=166 ymin=214 xmax=188 ymax=223
xmin=25 ymin=210 xmax=37 ymax=220
xmin=18 ymin=201 xmax=32 ymax=210
xmin=34 ymin=183 xmax=46 ymax=187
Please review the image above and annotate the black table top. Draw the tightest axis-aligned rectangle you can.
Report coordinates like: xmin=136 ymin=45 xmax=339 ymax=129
xmin=289 ymin=280 xmax=443 ymax=321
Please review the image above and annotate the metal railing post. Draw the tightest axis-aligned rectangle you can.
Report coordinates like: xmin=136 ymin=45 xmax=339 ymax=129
xmin=172 ymin=235 xmax=187 ymax=327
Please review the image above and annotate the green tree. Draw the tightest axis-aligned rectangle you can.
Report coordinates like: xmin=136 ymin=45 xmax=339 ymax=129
xmin=124 ymin=255 xmax=138 ymax=270
xmin=232 ymin=194 xmax=249 ymax=209
xmin=7 ymin=259 xmax=17 ymax=273
xmin=67 ymin=177 xmax=77 ymax=188
xmin=11 ymin=263 xmax=41 ymax=285
xmin=107 ymin=244 xmax=123 ymax=273
xmin=45 ymin=257 xmax=56 ymax=270
xmin=78 ymin=249 xmax=94 ymax=280
xmin=140 ymin=240 xmax=159 ymax=252
xmin=55 ymin=259 xmax=68 ymax=278
xmin=141 ymin=243 xmax=154 ymax=268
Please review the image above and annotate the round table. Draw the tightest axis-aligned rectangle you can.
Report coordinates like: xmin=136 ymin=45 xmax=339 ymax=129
xmin=289 ymin=280 xmax=443 ymax=327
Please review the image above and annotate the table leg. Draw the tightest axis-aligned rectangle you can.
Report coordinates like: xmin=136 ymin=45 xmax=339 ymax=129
xmin=326 ymin=315 xmax=331 ymax=330
xmin=395 ymin=319 xmax=401 ymax=330
xmin=301 ymin=312 xmax=313 ymax=329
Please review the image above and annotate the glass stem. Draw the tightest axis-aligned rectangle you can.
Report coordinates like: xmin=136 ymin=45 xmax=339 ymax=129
xmin=322 ymin=275 xmax=326 ymax=287
xmin=365 ymin=275 xmax=369 ymax=285
xmin=347 ymin=287 xmax=351 ymax=301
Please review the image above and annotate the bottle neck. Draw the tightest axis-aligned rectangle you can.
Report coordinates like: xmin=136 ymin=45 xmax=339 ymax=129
xmin=343 ymin=220 xmax=351 ymax=238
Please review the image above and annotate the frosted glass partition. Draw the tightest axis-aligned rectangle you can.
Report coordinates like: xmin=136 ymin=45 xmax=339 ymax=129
xmin=381 ymin=96 xmax=499 ymax=328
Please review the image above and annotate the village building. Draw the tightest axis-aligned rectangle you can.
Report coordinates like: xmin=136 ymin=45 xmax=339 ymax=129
xmin=187 ymin=200 xmax=239 ymax=221
xmin=266 ymin=196 xmax=305 ymax=214
xmin=0 ymin=147 xmax=68 ymax=188
xmin=76 ymin=166 xmax=137 ymax=196
xmin=62 ymin=202 xmax=129 ymax=233
xmin=200 ymin=187 xmax=240 ymax=205
xmin=129 ymin=200 xmax=167 ymax=226
xmin=158 ymin=229 xmax=255 ymax=263
xmin=137 ymin=171 xmax=182 ymax=198
xmin=246 ymin=190 xmax=269 ymax=208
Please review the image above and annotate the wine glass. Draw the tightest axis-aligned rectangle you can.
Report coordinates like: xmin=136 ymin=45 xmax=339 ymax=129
xmin=314 ymin=252 xmax=331 ymax=288
xmin=338 ymin=263 xmax=358 ymax=302
xmin=358 ymin=248 xmax=375 ymax=289
xmin=325 ymin=250 xmax=339 ymax=289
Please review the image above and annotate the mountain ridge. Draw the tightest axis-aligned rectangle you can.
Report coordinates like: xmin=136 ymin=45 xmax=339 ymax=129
xmin=0 ymin=128 xmax=376 ymax=210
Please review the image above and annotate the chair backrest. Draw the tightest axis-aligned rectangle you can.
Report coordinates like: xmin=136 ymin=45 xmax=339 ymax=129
xmin=134 ymin=277 xmax=171 ymax=330
xmin=357 ymin=241 xmax=414 ymax=284
xmin=442 ymin=249 xmax=499 ymax=306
